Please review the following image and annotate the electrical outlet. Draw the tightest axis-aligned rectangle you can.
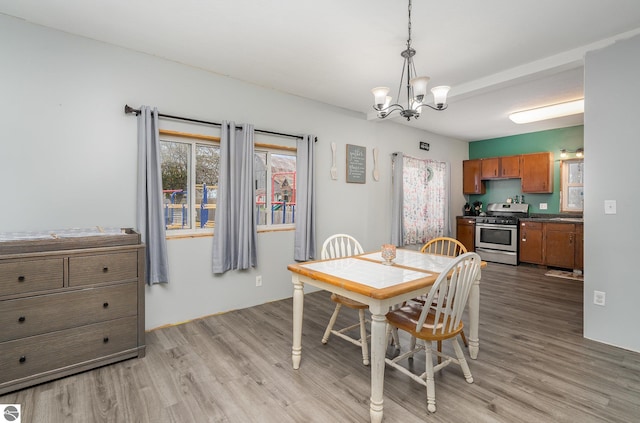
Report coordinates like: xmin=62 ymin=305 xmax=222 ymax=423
xmin=540 ymin=203 xmax=548 ymax=210
xmin=256 ymin=275 xmax=262 ymax=287
xmin=593 ymin=290 xmax=606 ymax=306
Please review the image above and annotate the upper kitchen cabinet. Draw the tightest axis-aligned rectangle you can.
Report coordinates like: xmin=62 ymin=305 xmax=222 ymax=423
xmin=521 ymin=152 xmax=553 ymax=193
xmin=500 ymin=155 xmax=521 ymax=178
xmin=481 ymin=156 xmax=520 ymax=179
xmin=463 ymin=159 xmax=485 ymax=194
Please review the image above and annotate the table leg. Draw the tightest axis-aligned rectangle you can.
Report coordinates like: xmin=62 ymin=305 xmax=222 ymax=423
xmin=369 ymin=310 xmax=387 ymax=423
xmin=292 ymin=276 xmax=304 ymax=369
xmin=468 ymin=269 xmax=480 ymax=359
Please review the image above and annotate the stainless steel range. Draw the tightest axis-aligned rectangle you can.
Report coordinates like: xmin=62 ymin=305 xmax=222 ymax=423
xmin=475 ymin=202 xmax=529 ymax=265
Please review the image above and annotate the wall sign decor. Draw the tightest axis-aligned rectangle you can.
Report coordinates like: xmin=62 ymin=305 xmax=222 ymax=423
xmin=346 ymin=144 xmax=366 ymax=183
xmin=372 ymin=147 xmax=380 ymax=181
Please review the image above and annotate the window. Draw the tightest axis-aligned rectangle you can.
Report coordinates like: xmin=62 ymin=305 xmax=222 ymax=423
xmin=159 ymin=131 xmax=296 ymax=234
xmin=560 ymin=158 xmax=584 ymax=212
xmin=255 ymin=150 xmax=297 ymax=227
xmin=160 ymin=137 xmax=220 ymax=232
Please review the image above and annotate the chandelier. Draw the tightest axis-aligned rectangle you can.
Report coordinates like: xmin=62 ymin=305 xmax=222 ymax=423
xmin=371 ymin=0 xmax=450 ymax=121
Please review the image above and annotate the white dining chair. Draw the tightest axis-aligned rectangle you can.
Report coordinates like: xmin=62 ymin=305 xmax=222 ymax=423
xmin=320 ymin=234 xmax=369 ymax=365
xmin=413 ymin=237 xmax=469 ymax=353
xmin=385 ymin=252 xmax=481 ymax=413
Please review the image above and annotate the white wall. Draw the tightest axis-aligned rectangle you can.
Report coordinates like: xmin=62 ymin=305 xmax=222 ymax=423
xmin=0 ymin=16 xmax=469 ymax=330
xmin=583 ymin=33 xmax=640 ymax=352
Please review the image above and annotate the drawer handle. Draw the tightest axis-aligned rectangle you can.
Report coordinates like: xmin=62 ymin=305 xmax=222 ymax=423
xmin=18 ymin=316 xmax=26 ymax=323
xmin=103 ymin=337 xmax=109 ymax=343
xmin=103 ymin=266 xmax=109 ymax=273
xmin=18 ymin=275 xmax=25 ymax=282
xmin=103 ymin=302 xmax=109 ymax=308
xmin=19 ymin=356 xmax=26 ymax=363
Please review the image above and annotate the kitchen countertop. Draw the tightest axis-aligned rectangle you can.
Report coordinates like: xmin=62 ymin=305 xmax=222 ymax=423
xmin=457 ymin=215 xmax=583 ymax=223
xmin=520 ymin=215 xmax=583 ymax=223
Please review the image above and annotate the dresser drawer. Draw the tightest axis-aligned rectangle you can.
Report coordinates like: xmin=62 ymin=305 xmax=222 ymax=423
xmin=69 ymin=251 xmax=138 ymax=286
xmin=0 ymin=258 xmax=64 ymax=296
xmin=0 ymin=282 xmax=137 ymax=342
xmin=0 ymin=316 xmax=138 ymax=384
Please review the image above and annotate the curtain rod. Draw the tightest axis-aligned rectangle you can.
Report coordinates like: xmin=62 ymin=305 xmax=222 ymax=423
xmin=124 ymin=105 xmax=314 ymax=141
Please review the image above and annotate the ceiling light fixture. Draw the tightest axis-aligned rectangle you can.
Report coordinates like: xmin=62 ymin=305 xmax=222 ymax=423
xmin=509 ymin=99 xmax=584 ymax=124
xmin=371 ymin=0 xmax=450 ymax=121
xmin=560 ymin=148 xmax=584 ymax=159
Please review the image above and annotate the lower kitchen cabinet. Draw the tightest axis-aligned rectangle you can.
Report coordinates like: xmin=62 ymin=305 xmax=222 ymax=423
xmin=519 ymin=221 xmax=543 ymax=264
xmin=456 ymin=217 xmax=475 ymax=252
xmin=545 ymin=223 xmax=576 ymax=269
xmin=575 ymin=224 xmax=584 ymax=270
xmin=519 ymin=220 xmax=583 ymax=270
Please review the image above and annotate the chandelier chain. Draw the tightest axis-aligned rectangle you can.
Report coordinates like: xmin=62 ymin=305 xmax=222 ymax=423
xmin=407 ymin=0 xmax=412 ymax=49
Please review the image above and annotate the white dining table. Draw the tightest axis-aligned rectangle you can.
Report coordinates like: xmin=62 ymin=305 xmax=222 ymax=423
xmin=287 ymin=249 xmax=483 ymax=423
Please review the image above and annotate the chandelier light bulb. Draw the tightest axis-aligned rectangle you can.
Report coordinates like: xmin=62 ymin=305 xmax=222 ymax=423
xmin=372 ymin=87 xmax=391 ymax=109
xmin=410 ymin=76 xmax=430 ymax=101
xmin=431 ymin=86 xmax=450 ymax=109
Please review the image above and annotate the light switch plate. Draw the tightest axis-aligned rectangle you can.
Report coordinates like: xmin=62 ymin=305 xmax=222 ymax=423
xmin=539 ymin=203 xmax=548 ymax=210
xmin=604 ymin=200 xmax=616 ymax=214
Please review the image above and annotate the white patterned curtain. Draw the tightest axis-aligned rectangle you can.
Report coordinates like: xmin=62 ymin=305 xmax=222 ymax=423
xmin=401 ymin=155 xmax=450 ymax=246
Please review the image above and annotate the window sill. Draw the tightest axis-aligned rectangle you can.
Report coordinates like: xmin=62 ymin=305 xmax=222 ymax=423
xmin=165 ymin=225 xmax=294 ymax=240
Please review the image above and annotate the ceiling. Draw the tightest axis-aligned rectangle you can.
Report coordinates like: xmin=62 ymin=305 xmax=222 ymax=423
xmin=3 ymin=0 xmax=640 ymax=141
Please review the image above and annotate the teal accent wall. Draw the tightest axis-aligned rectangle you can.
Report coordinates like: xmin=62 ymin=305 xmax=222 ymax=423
xmin=468 ymin=125 xmax=583 ymax=214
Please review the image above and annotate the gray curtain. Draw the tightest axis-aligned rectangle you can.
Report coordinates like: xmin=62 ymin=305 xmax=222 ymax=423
xmin=294 ymin=135 xmax=316 ymax=261
xmin=390 ymin=152 xmax=404 ymax=247
xmin=212 ymin=121 xmax=257 ymax=274
xmin=136 ymin=106 xmax=169 ymax=284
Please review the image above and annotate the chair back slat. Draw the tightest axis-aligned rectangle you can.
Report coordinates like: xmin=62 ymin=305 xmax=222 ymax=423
xmin=321 ymin=234 xmax=364 ymax=259
xmin=416 ymin=252 xmax=481 ymax=335
xmin=421 ymin=237 xmax=467 ymax=257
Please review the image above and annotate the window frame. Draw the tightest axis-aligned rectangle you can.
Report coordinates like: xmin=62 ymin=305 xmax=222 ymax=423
xmin=255 ymin=146 xmax=297 ymax=231
xmin=158 ymin=129 xmax=297 ymax=238
xmin=560 ymin=158 xmax=584 ymax=213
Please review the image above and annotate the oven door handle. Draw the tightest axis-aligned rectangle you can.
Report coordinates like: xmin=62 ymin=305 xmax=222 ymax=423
xmin=476 ymin=223 xmax=517 ymax=229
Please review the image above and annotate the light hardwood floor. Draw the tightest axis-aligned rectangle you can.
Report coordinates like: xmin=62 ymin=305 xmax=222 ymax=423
xmin=2 ymin=263 xmax=640 ymax=422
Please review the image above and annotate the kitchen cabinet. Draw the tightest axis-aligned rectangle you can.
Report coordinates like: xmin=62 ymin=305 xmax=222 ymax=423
xmin=519 ymin=221 xmax=543 ymax=264
xmin=463 ymin=159 xmax=485 ymax=194
xmin=481 ymin=156 xmax=520 ymax=179
xmin=456 ymin=217 xmax=476 ymax=252
xmin=518 ymin=220 xmax=584 ymax=270
xmin=500 ymin=155 xmax=521 ymax=178
xmin=545 ymin=223 xmax=576 ymax=269
xmin=521 ymin=152 xmax=553 ymax=193
xmin=574 ymin=224 xmax=583 ymax=270
xmin=481 ymin=158 xmax=500 ymax=178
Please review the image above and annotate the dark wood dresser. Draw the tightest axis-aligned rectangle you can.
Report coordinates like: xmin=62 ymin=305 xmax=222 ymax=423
xmin=0 ymin=228 xmax=145 ymax=395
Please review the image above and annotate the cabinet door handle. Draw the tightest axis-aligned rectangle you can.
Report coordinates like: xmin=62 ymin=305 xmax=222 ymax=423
xmin=103 ymin=302 xmax=109 ymax=308
xmin=19 ymin=356 xmax=26 ymax=363
xmin=18 ymin=275 xmax=25 ymax=282
xmin=18 ymin=316 xmax=26 ymax=323
xmin=103 ymin=266 xmax=109 ymax=272
xmin=103 ymin=337 xmax=110 ymax=343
